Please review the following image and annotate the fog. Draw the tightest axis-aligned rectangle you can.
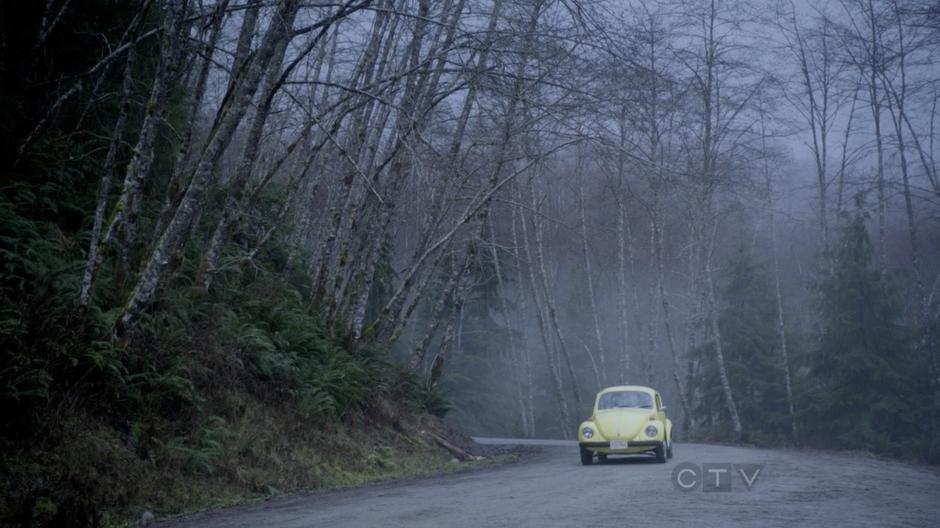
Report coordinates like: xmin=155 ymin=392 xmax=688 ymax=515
xmin=362 ymin=0 xmax=940 ymax=445
xmin=13 ymin=0 xmax=939 ymax=449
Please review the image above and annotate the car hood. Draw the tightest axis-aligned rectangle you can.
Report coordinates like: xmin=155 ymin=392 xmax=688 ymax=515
xmin=594 ymin=408 xmax=653 ymax=440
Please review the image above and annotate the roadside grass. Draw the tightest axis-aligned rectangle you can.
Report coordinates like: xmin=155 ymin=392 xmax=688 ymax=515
xmin=1 ymin=360 xmax=510 ymax=528
xmin=90 ymin=388 xmax=512 ymax=527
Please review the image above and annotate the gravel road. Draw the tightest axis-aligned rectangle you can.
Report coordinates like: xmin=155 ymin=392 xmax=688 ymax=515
xmin=162 ymin=439 xmax=939 ymax=527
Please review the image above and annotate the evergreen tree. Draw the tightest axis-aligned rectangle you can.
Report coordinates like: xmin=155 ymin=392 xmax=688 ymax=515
xmin=438 ymin=240 xmax=520 ymax=436
xmin=689 ymin=247 xmax=791 ymax=443
xmin=807 ymin=209 xmax=926 ymax=455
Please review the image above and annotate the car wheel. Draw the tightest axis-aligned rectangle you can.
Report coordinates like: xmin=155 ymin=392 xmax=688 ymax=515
xmin=655 ymin=441 xmax=667 ymax=463
xmin=580 ymin=447 xmax=594 ymax=466
xmin=667 ymin=437 xmax=674 ymax=459
xmin=597 ymin=454 xmax=607 ymax=464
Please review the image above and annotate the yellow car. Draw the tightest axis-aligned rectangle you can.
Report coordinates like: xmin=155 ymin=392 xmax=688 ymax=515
xmin=577 ymin=385 xmax=674 ymax=465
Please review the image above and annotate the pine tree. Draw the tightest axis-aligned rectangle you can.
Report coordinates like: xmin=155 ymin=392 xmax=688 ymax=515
xmin=689 ymin=247 xmax=790 ymax=443
xmin=808 ymin=208 xmax=925 ymax=455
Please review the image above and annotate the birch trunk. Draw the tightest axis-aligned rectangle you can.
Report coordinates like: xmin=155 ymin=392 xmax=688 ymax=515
xmin=864 ymin=0 xmax=887 ymax=272
xmin=684 ymin=223 xmax=706 ymax=428
xmin=627 ymin=208 xmax=646 ymax=384
xmin=487 ymin=209 xmax=527 ymax=434
xmin=426 ymin=279 xmax=465 ymax=389
xmin=118 ymin=0 xmax=302 ymax=333
xmin=530 ymin=176 xmax=583 ymax=416
xmin=653 ymin=210 xmax=691 ymax=431
xmin=345 ymin=0 xmax=456 ymax=331
xmin=155 ymin=0 xmax=234 ymax=239
xmin=311 ymin=6 xmax=391 ymax=303
xmin=79 ymin=39 xmax=138 ymax=307
xmin=93 ymin=0 xmax=186 ymax=292
xmin=644 ymin=221 xmax=659 ymax=386
xmin=337 ymin=1 xmax=440 ymax=330
xmin=703 ymin=220 xmax=743 ymax=439
xmin=576 ymin=145 xmax=607 ymax=386
xmin=323 ymin=12 xmax=403 ymax=295
xmin=762 ymin=112 xmax=799 ymax=444
xmin=410 ymin=243 xmax=472 ymax=370
xmin=375 ymin=0 xmax=502 ymax=342
xmin=508 ymin=196 xmax=535 ymax=435
xmin=616 ymin=110 xmax=631 ymax=384
xmin=517 ymin=182 xmax=570 ymax=437
xmin=201 ymin=15 xmax=296 ymax=289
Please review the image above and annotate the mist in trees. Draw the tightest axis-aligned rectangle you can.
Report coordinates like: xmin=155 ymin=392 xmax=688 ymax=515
xmin=2 ymin=0 xmax=939 ymax=468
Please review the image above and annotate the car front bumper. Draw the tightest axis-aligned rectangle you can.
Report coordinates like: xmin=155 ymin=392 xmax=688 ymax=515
xmin=580 ymin=440 xmax=660 ymax=448
xmin=580 ymin=440 xmax=660 ymax=454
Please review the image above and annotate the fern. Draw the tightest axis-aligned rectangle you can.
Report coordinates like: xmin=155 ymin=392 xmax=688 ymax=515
xmin=160 ymin=416 xmax=234 ymax=474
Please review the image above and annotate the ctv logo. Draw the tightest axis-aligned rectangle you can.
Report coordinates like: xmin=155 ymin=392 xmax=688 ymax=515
xmin=671 ymin=462 xmax=764 ymax=492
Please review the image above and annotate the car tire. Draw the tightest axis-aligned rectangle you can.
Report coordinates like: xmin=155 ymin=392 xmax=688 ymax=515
xmin=597 ymin=454 xmax=607 ymax=464
xmin=655 ymin=441 xmax=667 ymax=463
xmin=667 ymin=437 xmax=674 ymax=459
xmin=580 ymin=447 xmax=594 ymax=466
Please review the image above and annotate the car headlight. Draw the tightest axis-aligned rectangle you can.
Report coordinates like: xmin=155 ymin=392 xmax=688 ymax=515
xmin=582 ymin=426 xmax=594 ymax=439
xmin=645 ymin=425 xmax=658 ymax=437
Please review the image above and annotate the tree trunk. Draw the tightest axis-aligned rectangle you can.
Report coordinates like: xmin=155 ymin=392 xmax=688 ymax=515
xmin=202 ymin=10 xmax=297 ymax=289
xmin=91 ymin=0 xmax=186 ymax=294
xmin=311 ymin=6 xmax=392 ymax=303
xmin=426 ymin=288 xmax=462 ymax=389
xmin=644 ymin=220 xmax=659 ymax=386
xmin=762 ymin=111 xmax=799 ymax=445
xmin=652 ymin=209 xmax=691 ymax=433
xmin=410 ymin=242 xmax=473 ymax=370
xmin=865 ymin=0 xmax=887 ymax=272
xmin=508 ymin=193 xmax=536 ymax=436
xmin=576 ymin=145 xmax=607 ymax=386
xmin=530 ymin=176 xmax=583 ymax=417
xmin=375 ymin=0 xmax=503 ymax=343
xmin=118 ymin=0 xmax=302 ymax=333
xmin=368 ymin=0 xmax=541 ymax=340
xmin=615 ymin=109 xmax=632 ymax=384
xmin=79 ymin=38 xmax=139 ymax=307
xmin=155 ymin=0 xmax=235 ymax=240
xmin=488 ymin=210 xmax=531 ymax=436
xmin=703 ymin=219 xmax=743 ymax=439
xmin=517 ymin=181 xmax=571 ymax=437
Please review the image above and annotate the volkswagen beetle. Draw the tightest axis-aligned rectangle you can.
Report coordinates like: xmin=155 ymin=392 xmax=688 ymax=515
xmin=577 ymin=385 xmax=673 ymax=465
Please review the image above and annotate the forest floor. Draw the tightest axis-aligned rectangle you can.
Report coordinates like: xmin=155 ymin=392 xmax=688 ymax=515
xmin=0 ymin=384 xmax=523 ymax=528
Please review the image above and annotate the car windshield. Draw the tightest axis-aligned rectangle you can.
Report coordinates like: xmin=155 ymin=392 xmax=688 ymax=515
xmin=597 ymin=391 xmax=654 ymax=410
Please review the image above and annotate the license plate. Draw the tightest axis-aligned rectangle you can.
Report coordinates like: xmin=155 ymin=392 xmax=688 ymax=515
xmin=609 ymin=440 xmax=629 ymax=449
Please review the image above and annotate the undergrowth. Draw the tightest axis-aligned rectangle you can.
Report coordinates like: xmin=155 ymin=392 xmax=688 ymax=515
xmin=0 ymin=178 xmax=451 ymax=526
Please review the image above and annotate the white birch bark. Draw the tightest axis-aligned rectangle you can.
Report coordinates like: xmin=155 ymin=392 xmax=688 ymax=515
xmin=530 ymin=175 xmax=583 ymax=415
xmin=91 ymin=0 xmax=186 ymax=292
xmin=369 ymin=0 xmax=539 ymax=341
xmin=201 ymin=13 xmax=297 ymax=289
xmin=517 ymin=181 xmax=571 ymax=437
xmin=375 ymin=0 xmax=502 ymax=342
xmin=155 ymin=0 xmax=235 ymax=239
xmin=653 ymin=210 xmax=691 ymax=430
xmin=79 ymin=36 xmax=139 ymax=307
xmin=760 ymin=109 xmax=799 ymax=444
xmin=576 ymin=145 xmax=606 ymax=386
xmin=118 ymin=0 xmax=304 ymax=332
xmin=703 ymin=218 xmax=743 ymax=439
xmin=615 ymin=109 xmax=632 ymax=384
